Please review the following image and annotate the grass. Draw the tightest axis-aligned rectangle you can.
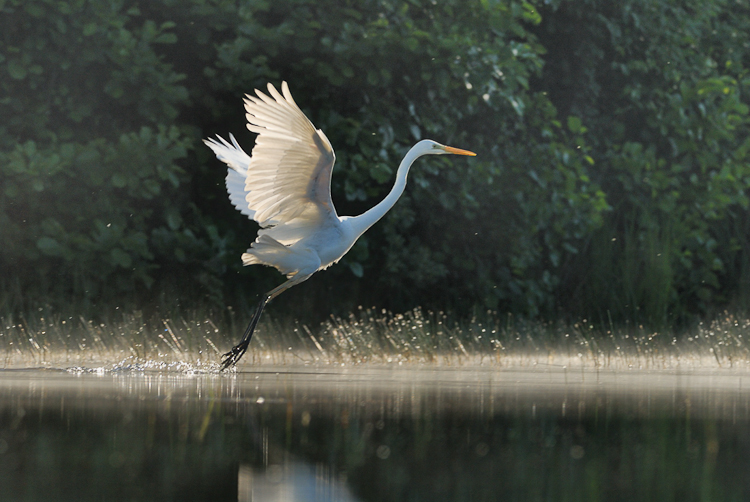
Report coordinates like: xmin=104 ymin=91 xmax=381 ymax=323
xmin=2 ymin=306 xmax=750 ymax=371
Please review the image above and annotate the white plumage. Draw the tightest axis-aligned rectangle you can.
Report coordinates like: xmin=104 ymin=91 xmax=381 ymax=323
xmin=204 ymin=81 xmax=476 ymax=368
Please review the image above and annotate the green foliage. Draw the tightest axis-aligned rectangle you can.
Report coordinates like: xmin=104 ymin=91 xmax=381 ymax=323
xmin=0 ymin=0 xmax=223 ymax=312
xmin=200 ymin=0 xmax=604 ymax=316
xmin=1 ymin=0 xmax=603 ymax=319
xmin=4 ymin=0 xmax=750 ymax=326
xmin=537 ymin=0 xmax=750 ymax=324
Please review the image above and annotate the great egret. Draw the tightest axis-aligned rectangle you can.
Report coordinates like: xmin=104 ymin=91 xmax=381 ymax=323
xmin=205 ymin=82 xmax=475 ymax=369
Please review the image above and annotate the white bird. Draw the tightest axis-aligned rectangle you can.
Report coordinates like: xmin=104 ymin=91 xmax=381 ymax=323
xmin=205 ymin=81 xmax=475 ymax=369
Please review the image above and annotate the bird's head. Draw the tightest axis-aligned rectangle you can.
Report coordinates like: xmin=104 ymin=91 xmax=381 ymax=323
xmin=418 ymin=139 xmax=476 ymax=157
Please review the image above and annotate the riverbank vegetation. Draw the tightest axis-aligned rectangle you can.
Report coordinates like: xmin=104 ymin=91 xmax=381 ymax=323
xmin=2 ymin=0 xmax=750 ymax=332
xmin=3 ymin=307 xmax=749 ymax=370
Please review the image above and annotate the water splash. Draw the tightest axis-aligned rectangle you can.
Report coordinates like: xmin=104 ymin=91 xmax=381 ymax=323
xmin=2 ymin=308 xmax=750 ymax=372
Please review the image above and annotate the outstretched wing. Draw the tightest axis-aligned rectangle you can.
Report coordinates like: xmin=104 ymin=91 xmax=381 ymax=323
xmin=204 ymin=81 xmax=337 ymax=229
xmin=206 ymin=134 xmax=256 ymax=219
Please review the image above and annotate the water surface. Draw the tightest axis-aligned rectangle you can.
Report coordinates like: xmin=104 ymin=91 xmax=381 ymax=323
xmin=1 ymin=365 xmax=749 ymax=501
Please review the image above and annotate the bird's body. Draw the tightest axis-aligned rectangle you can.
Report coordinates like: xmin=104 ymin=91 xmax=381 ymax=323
xmin=205 ymin=81 xmax=475 ymax=368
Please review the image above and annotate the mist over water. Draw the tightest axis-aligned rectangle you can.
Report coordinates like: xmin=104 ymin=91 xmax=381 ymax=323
xmin=3 ymin=310 xmax=750 ymax=499
xmin=5 ymin=308 xmax=750 ymax=371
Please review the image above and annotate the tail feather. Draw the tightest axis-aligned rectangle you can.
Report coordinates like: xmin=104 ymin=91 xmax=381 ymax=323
xmin=242 ymin=235 xmax=296 ymax=276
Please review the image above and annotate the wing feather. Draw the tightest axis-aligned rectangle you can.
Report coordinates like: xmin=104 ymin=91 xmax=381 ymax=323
xmin=204 ymin=81 xmax=337 ymax=231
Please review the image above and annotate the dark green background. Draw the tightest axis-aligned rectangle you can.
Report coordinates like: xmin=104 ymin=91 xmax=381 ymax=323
xmin=2 ymin=0 xmax=749 ymax=328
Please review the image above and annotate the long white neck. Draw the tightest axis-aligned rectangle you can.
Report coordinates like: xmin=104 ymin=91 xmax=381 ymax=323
xmin=347 ymin=144 xmax=428 ymax=238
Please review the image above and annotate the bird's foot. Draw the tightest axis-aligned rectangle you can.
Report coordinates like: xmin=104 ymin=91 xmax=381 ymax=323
xmin=220 ymin=296 xmax=267 ymax=370
xmin=220 ymin=341 xmax=249 ymax=370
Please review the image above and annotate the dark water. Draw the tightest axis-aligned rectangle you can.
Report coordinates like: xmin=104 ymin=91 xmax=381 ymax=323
xmin=1 ymin=366 xmax=749 ymax=501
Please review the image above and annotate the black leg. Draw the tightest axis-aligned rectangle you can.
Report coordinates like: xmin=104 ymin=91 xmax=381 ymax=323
xmin=220 ymin=296 xmax=268 ymax=370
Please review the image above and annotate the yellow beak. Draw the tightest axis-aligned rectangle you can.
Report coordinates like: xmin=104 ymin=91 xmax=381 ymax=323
xmin=442 ymin=145 xmax=477 ymax=156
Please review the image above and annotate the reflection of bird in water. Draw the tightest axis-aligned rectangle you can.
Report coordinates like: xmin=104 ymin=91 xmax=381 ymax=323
xmin=238 ymin=463 xmax=360 ymax=502
xmin=205 ymin=82 xmax=476 ymax=369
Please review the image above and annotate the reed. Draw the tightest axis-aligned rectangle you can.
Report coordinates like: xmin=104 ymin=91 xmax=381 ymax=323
xmin=2 ymin=307 xmax=750 ymax=371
